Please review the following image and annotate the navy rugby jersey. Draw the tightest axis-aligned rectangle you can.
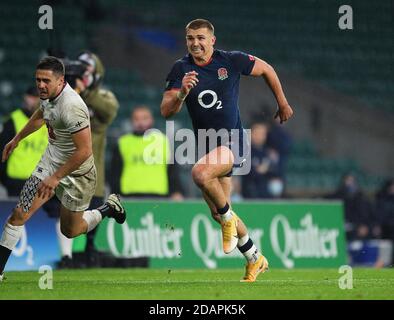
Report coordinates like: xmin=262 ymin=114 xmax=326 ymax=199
xmin=165 ymin=49 xmax=255 ymax=134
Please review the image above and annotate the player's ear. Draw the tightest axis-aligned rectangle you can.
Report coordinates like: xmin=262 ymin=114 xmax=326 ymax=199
xmin=58 ymin=75 xmax=65 ymax=86
xmin=212 ymin=36 xmax=216 ymax=46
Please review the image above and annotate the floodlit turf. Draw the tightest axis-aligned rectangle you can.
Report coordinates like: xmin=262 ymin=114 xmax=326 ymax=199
xmin=1 ymin=268 xmax=393 ymax=300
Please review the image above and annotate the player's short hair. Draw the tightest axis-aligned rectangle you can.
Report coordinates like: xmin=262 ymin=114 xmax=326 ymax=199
xmin=36 ymin=56 xmax=65 ymax=77
xmin=186 ymin=19 xmax=214 ymax=34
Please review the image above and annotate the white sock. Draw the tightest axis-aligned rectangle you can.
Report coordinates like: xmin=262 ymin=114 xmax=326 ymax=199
xmin=237 ymin=234 xmax=261 ymax=263
xmin=244 ymin=245 xmax=260 ymax=264
xmin=219 ymin=209 xmax=233 ymax=222
xmin=238 ymin=234 xmax=249 ymax=247
xmin=56 ymin=219 xmax=73 ymax=258
xmin=82 ymin=209 xmax=102 ymax=233
xmin=0 ymin=222 xmax=23 ymax=250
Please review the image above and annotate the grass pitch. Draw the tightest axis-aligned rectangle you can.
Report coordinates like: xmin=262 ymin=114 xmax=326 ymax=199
xmin=1 ymin=268 xmax=393 ymax=300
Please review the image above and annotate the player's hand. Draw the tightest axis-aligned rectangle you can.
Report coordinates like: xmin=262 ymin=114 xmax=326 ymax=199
xmin=2 ymin=138 xmax=19 ymax=162
xmin=181 ymin=71 xmax=199 ymax=95
xmin=37 ymin=175 xmax=60 ymax=199
xmin=74 ymin=78 xmax=86 ymax=94
xmin=274 ymin=103 xmax=294 ymax=124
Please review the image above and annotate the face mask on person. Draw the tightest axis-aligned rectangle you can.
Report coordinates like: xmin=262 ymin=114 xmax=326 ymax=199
xmin=83 ymin=71 xmax=94 ymax=88
xmin=268 ymin=179 xmax=284 ymax=197
xmin=132 ymin=124 xmax=153 ymax=136
xmin=78 ymin=52 xmax=97 ymax=88
xmin=132 ymin=128 xmax=149 ymax=136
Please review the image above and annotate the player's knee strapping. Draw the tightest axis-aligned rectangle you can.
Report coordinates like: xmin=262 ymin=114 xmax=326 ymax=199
xmin=16 ymin=175 xmax=42 ymax=213
xmin=82 ymin=210 xmax=102 ymax=233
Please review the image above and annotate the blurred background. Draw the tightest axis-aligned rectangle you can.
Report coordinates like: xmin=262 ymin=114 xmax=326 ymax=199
xmin=0 ymin=0 xmax=393 ymax=269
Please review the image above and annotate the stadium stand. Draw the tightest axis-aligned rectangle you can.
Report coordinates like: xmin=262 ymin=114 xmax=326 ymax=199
xmin=0 ymin=1 xmax=88 ymax=114
xmin=286 ymin=140 xmax=384 ymax=195
xmin=108 ymin=0 xmax=393 ymax=113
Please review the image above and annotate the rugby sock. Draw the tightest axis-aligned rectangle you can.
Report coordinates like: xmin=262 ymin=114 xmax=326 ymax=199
xmin=238 ymin=235 xmax=260 ymax=264
xmin=96 ymin=202 xmax=114 ymax=218
xmin=0 ymin=223 xmax=23 ymax=273
xmin=82 ymin=210 xmax=102 ymax=233
xmin=217 ymin=203 xmax=232 ymax=222
xmin=56 ymin=219 xmax=73 ymax=258
xmin=85 ymin=227 xmax=98 ymax=252
xmin=0 ymin=246 xmax=11 ymax=275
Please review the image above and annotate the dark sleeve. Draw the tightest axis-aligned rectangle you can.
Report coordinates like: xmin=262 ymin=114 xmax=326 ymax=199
xmin=267 ymin=158 xmax=281 ymax=176
xmin=86 ymin=89 xmax=119 ymax=125
xmin=375 ymin=199 xmax=390 ymax=226
xmin=267 ymin=126 xmax=293 ymax=157
xmin=358 ymin=197 xmax=374 ymax=225
xmin=167 ymin=163 xmax=184 ymax=195
xmin=109 ymin=143 xmax=122 ymax=195
xmin=241 ymin=174 xmax=255 ymax=199
xmin=0 ymin=119 xmax=16 ymax=184
xmin=228 ymin=51 xmax=256 ymax=75
xmin=164 ymin=61 xmax=183 ymax=91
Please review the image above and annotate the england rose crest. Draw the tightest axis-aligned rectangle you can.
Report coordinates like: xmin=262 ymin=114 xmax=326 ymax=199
xmin=218 ymin=67 xmax=228 ymax=80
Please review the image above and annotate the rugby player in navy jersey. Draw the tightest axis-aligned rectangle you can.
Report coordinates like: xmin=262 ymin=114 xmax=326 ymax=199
xmin=161 ymin=19 xmax=293 ymax=282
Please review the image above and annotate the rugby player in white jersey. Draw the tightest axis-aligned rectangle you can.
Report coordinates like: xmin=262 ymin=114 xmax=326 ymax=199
xmin=0 ymin=56 xmax=126 ymax=280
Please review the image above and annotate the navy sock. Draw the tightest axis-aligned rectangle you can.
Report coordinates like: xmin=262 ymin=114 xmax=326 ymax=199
xmin=0 ymin=245 xmax=12 ymax=274
xmin=96 ymin=202 xmax=113 ymax=218
xmin=217 ymin=203 xmax=230 ymax=215
xmin=85 ymin=227 xmax=98 ymax=252
xmin=238 ymin=238 xmax=253 ymax=253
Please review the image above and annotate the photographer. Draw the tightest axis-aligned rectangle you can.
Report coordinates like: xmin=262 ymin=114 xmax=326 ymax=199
xmin=65 ymin=53 xmax=119 ymax=267
xmin=65 ymin=60 xmax=88 ymax=92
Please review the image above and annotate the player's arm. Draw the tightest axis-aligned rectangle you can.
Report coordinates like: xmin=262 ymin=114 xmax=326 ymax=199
xmin=160 ymin=71 xmax=199 ymax=118
xmin=37 ymin=127 xmax=93 ymax=199
xmin=160 ymin=90 xmax=184 ymax=118
xmin=1 ymin=108 xmax=45 ymax=162
xmin=250 ymin=58 xmax=294 ymax=123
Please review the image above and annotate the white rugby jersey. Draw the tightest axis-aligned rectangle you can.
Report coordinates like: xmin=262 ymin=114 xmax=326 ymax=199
xmin=39 ymin=83 xmax=94 ymax=176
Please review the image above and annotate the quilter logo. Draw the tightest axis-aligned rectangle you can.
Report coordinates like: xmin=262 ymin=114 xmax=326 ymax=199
xmin=270 ymin=213 xmax=340 ymax=268
xmin=190 ymin=214 xmax=263 ymax=268
xmin=106 ymin=213 xmax=184 ymax=258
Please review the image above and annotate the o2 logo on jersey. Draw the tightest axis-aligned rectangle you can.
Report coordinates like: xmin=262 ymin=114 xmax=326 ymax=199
xmin=198 ymin=90 xmax=223 ymax=110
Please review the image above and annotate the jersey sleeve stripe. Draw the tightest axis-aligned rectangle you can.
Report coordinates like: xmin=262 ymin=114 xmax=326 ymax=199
xmin=70 ymin=125 xmax=90 ymax=134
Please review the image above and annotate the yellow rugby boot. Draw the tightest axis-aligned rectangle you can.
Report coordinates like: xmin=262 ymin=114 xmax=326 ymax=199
xmin=240 ymin=255 xmax=269 ymax=282
xmin=221 ymin=212 xmax=238 ymax=254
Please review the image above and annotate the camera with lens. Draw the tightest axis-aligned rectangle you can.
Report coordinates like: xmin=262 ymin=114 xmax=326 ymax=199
xmin=64 ymin=59 xmax=87 ymax=90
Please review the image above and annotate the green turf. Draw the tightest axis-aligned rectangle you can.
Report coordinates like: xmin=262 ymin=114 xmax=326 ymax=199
xmin=1 ymin=268 xmax=393 ymax=300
